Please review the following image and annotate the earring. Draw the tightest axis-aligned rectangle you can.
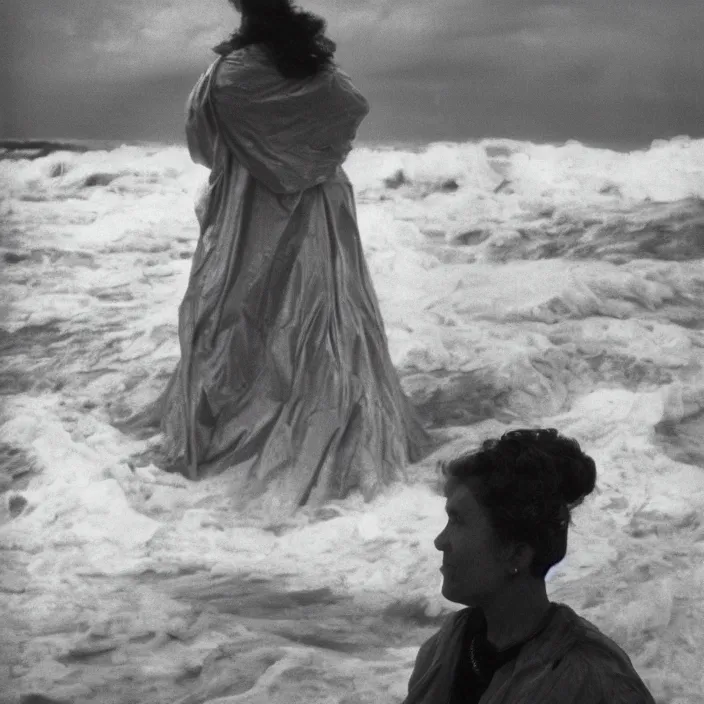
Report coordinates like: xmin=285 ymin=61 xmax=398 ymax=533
xmin=511 ymin=567 xmax=519 ymax=576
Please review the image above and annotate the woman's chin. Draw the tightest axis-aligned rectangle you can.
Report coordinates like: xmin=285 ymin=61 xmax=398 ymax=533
xmin=441 ymin=578 xmax=477 ymax=606
xmin=440 ymin=580 xmax=461 ymax=602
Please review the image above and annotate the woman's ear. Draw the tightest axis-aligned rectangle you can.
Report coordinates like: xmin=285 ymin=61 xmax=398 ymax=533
xmin=501 ymin=541 xmax=536 ymax=574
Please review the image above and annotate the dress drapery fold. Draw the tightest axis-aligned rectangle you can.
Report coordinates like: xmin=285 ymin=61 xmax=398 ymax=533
xmin=159 ymin=46 xmax=434 ymax=514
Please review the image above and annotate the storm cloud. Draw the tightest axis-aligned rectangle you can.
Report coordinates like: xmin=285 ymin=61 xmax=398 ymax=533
xmin=2 ymin=0 xmax=703 ymax=146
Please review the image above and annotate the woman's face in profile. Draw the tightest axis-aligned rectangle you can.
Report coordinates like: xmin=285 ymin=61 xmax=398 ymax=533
xmin=434 ymin=481 xmax=512 ymax=607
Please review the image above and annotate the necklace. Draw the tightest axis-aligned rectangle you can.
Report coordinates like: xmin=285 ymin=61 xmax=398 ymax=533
xmin=469 ymin=634 xmax=482 ymax=678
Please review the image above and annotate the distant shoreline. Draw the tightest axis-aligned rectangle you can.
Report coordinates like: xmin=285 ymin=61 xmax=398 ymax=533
xmin=0 ymin=135 xmax=697 ymax=159
xmin=0 ymin=138 xmax=182 ymax=161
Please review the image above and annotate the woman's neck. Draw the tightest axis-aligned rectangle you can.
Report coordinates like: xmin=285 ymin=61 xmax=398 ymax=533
xmin=481 ymin=578 xmax=552 ymax=650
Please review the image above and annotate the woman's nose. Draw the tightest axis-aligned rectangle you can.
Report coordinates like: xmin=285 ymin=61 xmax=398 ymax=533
xmin=434 ymin=529 xmax=447 ymax=551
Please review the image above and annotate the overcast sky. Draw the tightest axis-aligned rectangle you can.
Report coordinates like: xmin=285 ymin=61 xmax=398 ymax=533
xmin=2 ymin=0 xmax=703 ymax=148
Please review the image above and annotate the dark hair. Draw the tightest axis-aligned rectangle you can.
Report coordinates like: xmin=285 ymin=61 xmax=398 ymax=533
xmin=442 ymin=428 xmax=597 ymax=579
xmin=213 ymin=0 xmax=336 ymax=79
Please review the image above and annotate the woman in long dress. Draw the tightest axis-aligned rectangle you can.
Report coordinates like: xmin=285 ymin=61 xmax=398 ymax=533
xmin=158 ymin=0 xmax=435 ymax=514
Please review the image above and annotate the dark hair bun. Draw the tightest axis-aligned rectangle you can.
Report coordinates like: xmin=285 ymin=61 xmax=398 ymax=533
xmin=559 ymin=450 xmax=596 ymax=506
xmin=507 ymin=428 xmax=597 ymax=507
xmin=489 ymin=428 xmax=596 ymax=508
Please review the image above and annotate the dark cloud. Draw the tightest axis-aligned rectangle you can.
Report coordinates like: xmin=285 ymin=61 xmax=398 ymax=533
xmin=2 ymin=0 xmax=703 ymax=145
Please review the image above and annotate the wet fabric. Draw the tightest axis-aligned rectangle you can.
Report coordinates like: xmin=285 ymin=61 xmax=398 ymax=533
xmin=403 ymin=602 xmax=656 ymax=704
xmin=158 ymin=46 xmax=434 ymax=514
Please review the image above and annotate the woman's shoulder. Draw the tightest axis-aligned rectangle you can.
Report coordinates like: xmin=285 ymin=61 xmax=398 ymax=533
xmin=215 ymin=45 xmax=264 ymax=72
xmin=216 ymin=48 xmax=345 ymax=80
xmin=551 ymin=604 xmax=655 ymax=703
xmin=556 ymin=604 xmax=635 ymax=662
xmin=210 ymin=46 xmax=278 ymax=96
xmin=553 ymin=645 xmax=655 ymax=703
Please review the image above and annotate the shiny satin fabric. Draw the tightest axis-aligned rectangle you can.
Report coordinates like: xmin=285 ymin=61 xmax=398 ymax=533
xmin=159 ymin=47 xmax=435 ymax=515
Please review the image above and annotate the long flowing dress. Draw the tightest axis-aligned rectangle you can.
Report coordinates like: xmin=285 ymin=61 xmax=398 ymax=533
xmin=159 ymin=45 xmax=434 ymax=514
